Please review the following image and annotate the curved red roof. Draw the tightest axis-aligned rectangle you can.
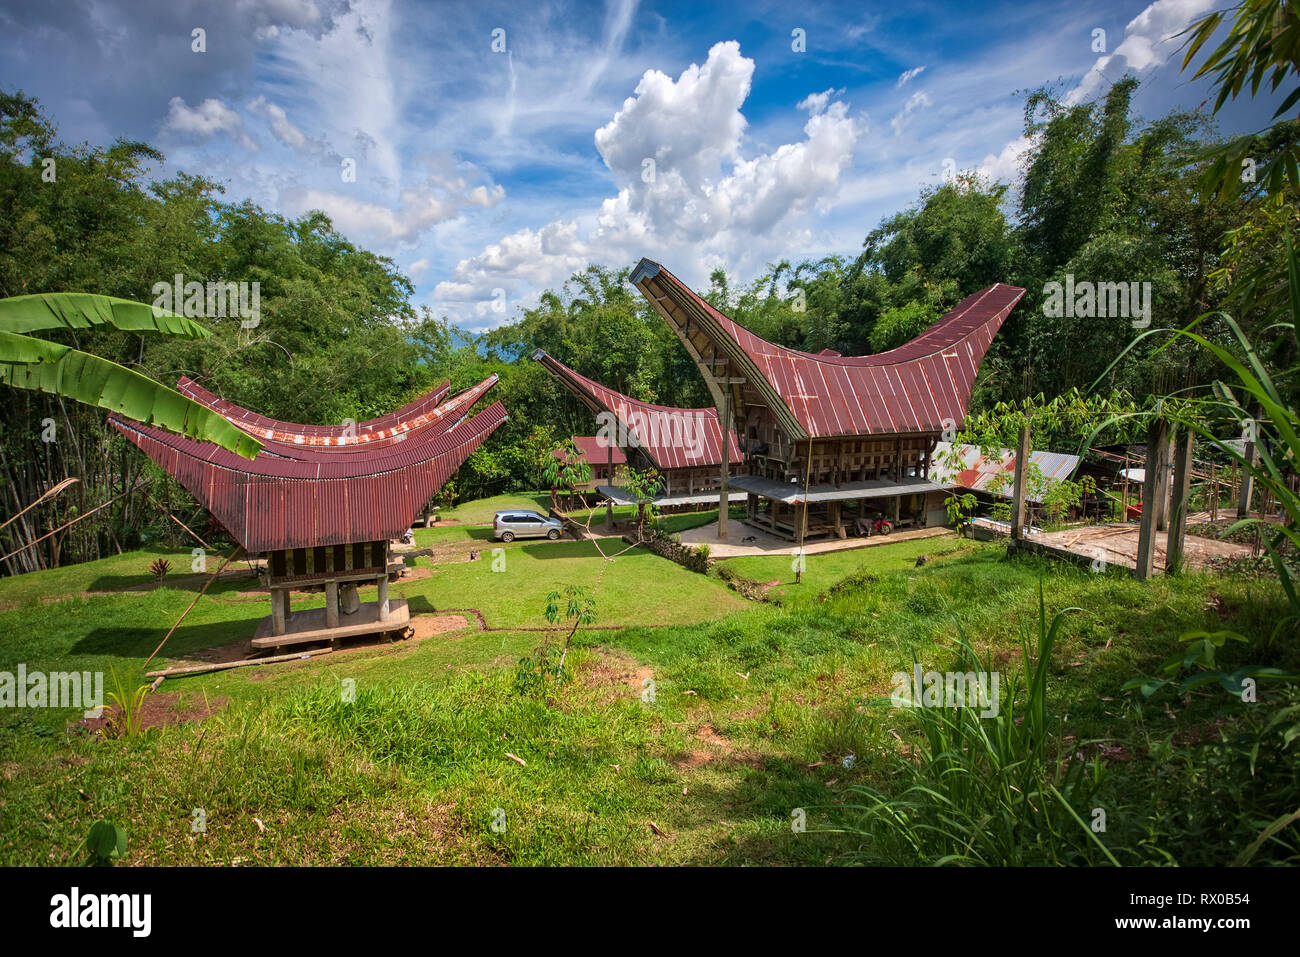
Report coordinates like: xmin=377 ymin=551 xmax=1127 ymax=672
xmin=191 ymin=375 xmax=498 ymax=463
xmin=532 ymin=350 xmax=742 ymax=470
xmin=176 ymin=376 xmax=452 ymax=447
xmin=630 ymin=259 xmax=1024 ymax=440
xmin=111 ymin=381 xmax=507 ymax=552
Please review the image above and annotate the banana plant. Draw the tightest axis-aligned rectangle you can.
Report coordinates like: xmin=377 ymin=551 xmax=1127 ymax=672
xmin=0 ymin=292 xmax=261 ymax=458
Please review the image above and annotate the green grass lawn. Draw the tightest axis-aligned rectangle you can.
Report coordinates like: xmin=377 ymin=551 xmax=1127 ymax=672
xmin=1 ymin=514 xmax=1296 ymax=866
xmin=717 ymin=533 xmax=972 ymax=603
xmin=412 ymin=503 xmax=728 ymax=549
xmin=0 ymin=546 xmax=198 ymax=608
xmin=432 ymin=492 xmax=551 ymax=525
xmin=401 ymin=538 xmax=745 ymax=628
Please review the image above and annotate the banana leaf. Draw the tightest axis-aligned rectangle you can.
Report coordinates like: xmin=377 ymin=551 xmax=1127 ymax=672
xmin=0 ymin=330 xmax=261 ymax=459
xmin=0 ymin=292 xmax=214 ymax=338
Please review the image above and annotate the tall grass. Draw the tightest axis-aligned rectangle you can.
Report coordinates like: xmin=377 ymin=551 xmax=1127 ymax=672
xmin=830 ymin=585 xmax=1116 ymax=865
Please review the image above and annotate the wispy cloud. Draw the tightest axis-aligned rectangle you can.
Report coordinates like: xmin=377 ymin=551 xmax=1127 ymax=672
xmin=897 ymin=65 xmax=926 ymax=87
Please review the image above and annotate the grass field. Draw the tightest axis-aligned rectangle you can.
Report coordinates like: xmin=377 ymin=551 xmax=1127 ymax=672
xmin=717 ymin=533 xmax=973 ymax=603
xmin=1 ymin=509 xmax=1297 ymax=866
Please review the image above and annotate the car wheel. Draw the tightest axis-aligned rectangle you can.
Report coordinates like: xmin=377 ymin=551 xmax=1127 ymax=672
xmin=547 ymin=529 xmax=560 ymax=540
xmin=500 ymin=531 xmax=514 ymax=543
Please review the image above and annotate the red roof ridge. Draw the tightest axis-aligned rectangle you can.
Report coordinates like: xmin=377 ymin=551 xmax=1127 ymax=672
xmin=177 ymin=375 xmax=453 ymax=441
xmin=631 ymin=258 xmax=1025 ymax=439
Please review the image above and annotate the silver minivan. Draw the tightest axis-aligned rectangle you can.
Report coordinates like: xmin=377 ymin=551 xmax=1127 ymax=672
xmin=493 ymin=509 xmax=564 ymax=542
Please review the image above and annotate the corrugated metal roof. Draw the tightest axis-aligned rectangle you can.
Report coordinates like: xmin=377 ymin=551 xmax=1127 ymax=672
xmin=596 ymin=485 xmax=747 ymax=507
xmin=929 ymin=441 xmax=1080 ymax=501
xmin=177 ymin=376 xmax=453 ymax=447
xmin=631 ymin=260 xmax=1024 ymax=440
xmin=111 ymin=381 xmax=506 ymax=552
xmin=217 ymin=376 xmax=498 ymax=463
xmin=532 ymin=350 xmax=743 ymax=470
xmin=556 ymin=437 xmax=628 ymax=466
xmin=727 ymin=473 xmax=943 ymax=505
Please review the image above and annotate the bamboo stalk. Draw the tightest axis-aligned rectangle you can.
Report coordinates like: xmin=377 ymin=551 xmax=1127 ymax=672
xmin=0 ymin=481 xmax=144 ymax=564
xmin=0 ymin=477 xmax=80 ymax=532
xmin=142 ymin=545 xmax=240 ymax=669
xmin=145 ymin=646 xmax=333 ymax=678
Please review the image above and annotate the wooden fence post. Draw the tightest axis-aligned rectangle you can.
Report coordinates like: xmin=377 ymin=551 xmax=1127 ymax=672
xmin=1136 ymin=418 xmax=1169 ymax=581
xmin=1011 ymin=425 xmax=1031 ymax=542
xmin=1165 ymin=428 xmax=1194 ymax=574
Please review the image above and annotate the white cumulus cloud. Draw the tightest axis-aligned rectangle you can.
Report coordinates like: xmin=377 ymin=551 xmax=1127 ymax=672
xmin=161 ymin=97 xmax=257 ymax=151
xmin=434 ymin=41 xmax=861 ymax=329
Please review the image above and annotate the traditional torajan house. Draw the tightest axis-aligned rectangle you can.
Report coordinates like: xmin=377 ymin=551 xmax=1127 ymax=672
xmin=629 ymin=258 xmax=1026 ymax=541
xmin=532 ymin=349 xmax=745 ymax=510
xmin=551 ymin=436 xmax=627 ymax=491
xmin=111 ymin=376 xmax=506 ymax=649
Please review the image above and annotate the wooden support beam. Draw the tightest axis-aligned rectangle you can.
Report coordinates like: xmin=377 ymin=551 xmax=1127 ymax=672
xmin=325 ymin=579 xmax=339 ymax=628
xmin=271 ymin=587 xmax=286 ymax=636
xmin=605 ymin=440 xmax=614 ymax=526
xmin=718 ymin=385 xmax=730 ymax=541
xmin=1010 ymin=425 xmax=1031 ymax=542
xmin=1135 ymin=418 xmax=1169 ymax=581
xmin=377 ymin=575 xmax=390 ymax=622
xmin=1165 ymin=428 xmax=1194 ymax=574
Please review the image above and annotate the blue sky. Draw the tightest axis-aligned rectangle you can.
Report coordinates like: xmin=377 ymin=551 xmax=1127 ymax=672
xmin=0 ymin=0 xmax=1278 ymax=331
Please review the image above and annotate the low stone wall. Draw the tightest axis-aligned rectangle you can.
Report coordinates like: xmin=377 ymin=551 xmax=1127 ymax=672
xmin=622 ymin=530 xmax=710 ymax=574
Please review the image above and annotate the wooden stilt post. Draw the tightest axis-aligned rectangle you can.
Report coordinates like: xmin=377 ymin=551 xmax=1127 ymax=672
xmin=1165 ymin=428 xmax=1194 ymax=574
xmin=325 ymin=580 xmax=339 ymax=628
xmin=377 ymin=574 xmax=390 ymax=622
xmin=1136 ymin=418 xmax=1168 ymax=581
xmin=1011 ymin=424 xmax=1031 ymax=543
xmin=718 ymin=385 xmax=730 ymax=541
xmin=271 ymin=586 xmax=286 ymax=636
xmin=605 ymin=440 xmax=614 ymax=527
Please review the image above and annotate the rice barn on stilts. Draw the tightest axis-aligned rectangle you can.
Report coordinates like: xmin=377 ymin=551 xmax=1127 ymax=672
xmin=111 ymin=375 xmax=506 ymax=651
xmin=629 ymin=258 xmax=1026 ymax=543
xmin=531 ymin=349 xmax=745 ymax=513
